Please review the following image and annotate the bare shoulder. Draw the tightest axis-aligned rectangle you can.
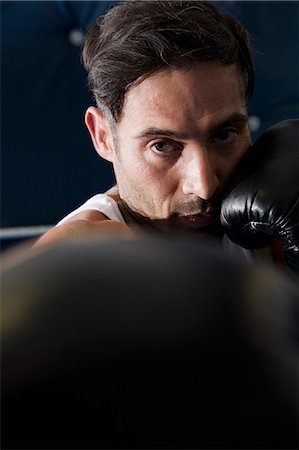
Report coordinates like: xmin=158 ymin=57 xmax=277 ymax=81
xmin=34 ymin=209 xmax=132 ymax=249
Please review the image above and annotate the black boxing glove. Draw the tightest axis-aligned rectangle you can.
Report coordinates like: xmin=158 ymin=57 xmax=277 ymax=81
xmin=221 ymin=120 xmax=299 ymax=274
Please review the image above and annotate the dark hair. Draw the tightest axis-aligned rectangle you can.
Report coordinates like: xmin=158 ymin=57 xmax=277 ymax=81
xmin=83 ymin=0 xmax=254 ymax=122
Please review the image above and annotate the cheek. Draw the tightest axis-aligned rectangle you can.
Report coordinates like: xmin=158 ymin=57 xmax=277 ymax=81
xmin=116 ymin=153 xmax=162 ymax=199
xmin=230 ymin=135 xmax=251 ymax=168
xmin=219 ymin=137 xmax=251 ymax=185
xmin=143 ymin=168 xmax=177 ymax=201
xmin=237 ymin=137 xmax=252 ymax=168
xmin=128 ymin=151 xmax=174 ymax=189
xmin=116 ymin=141 xmax=180 ymax=207
xmin=114 ymin=152 xmax=143 ymax=183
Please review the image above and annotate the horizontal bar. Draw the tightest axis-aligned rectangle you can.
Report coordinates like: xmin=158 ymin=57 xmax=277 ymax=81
xmin=0 ymin=226 xmax=52 ymax=239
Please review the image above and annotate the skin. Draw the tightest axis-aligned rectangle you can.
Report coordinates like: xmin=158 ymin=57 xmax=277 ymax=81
xmin=36 ymin=61 xmax=251 ymax=247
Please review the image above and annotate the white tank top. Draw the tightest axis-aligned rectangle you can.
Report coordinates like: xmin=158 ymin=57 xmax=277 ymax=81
xmin=56 ymin=194 xmax=126 ymax=226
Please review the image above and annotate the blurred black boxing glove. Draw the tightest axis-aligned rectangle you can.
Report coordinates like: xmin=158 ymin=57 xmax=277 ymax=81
xmin=221 ymin=120 xmax=299 ymax=274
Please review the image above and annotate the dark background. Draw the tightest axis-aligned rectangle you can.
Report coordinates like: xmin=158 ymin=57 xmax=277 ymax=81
xmin=1 ymin=1 xmax=298 ymax=228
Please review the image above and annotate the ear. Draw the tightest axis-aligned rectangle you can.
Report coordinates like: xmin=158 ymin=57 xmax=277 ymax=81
xmin=85 ymin=107 xmax=115 ymax=162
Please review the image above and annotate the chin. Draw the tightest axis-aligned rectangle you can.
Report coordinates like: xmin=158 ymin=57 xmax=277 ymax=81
xmin=183 ymin=223 xmax=224 ymax=239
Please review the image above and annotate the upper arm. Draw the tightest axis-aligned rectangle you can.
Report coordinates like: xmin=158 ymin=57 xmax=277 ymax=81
xmin=34 ymin=210 xmax=133 ymax=249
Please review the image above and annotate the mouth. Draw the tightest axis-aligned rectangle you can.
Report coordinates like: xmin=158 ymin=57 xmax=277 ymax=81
xmin=178 ymin=212 xmax=219 ymax=229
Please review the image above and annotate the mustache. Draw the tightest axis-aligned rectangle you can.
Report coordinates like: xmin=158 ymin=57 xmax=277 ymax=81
xmin=170 ymin=198 xmax=221 ymax=216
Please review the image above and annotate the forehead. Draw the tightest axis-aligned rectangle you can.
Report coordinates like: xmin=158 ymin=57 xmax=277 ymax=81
xmin=118 ymin=62 xmax=246 ymax=134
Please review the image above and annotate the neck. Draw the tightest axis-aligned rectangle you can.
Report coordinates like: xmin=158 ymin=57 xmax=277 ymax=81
xmin=106 ymin=186 xmax=224 ymax=239
xmin=119 ymin=201 xmax=224 ymax=242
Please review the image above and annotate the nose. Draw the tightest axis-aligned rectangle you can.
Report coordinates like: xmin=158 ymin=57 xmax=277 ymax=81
xmin=181 ymin=148 xmax=220 ymax=200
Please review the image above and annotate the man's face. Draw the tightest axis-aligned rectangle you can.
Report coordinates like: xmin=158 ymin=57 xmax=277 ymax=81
xmin=106 ymin=62 xmax=251 ymax=232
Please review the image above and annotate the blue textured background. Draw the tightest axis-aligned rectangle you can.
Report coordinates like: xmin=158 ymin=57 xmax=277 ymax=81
xmin=1 ymin=1 xmax=298 ymax=227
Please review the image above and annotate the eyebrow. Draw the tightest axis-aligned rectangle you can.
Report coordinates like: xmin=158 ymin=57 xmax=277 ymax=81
xmin=133 ymin=113 xmax=248 ymax=140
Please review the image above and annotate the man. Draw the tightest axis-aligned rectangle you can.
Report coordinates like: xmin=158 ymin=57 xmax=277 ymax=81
xmin=37 ymin=1 xmax=252 ymax=240
xmin=36 ymin=0 xmax=298 ymax=273
xmin=2 ymin=5 xmax=297 ymax=448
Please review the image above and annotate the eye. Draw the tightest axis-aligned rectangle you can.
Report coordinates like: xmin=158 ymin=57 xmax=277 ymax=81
xmin=213 ymin=129 xmax=238 ymax=145
xmin=150 ymin=140 xmax=181 ymax=155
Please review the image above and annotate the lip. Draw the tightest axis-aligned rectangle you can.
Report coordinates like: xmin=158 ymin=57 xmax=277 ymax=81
xmin=178 ymin=213 xmax=218 ymax=229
